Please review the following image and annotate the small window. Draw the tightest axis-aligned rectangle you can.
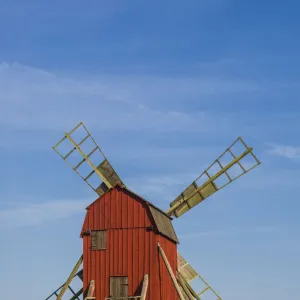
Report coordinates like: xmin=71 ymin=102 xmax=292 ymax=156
xmin=91 ymin=230 xmax=106 ymax=250
xmin=110 ymin=276 xmax=128 ymax=297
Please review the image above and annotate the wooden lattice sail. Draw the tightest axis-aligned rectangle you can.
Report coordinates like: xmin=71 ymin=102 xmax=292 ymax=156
xmin=53 ymin=122 xmax=124 ymax=196
xmin=177 ymin=252 xmax=222 ymax=299
xmin=166 ymin=137 xmax=260 ymax=218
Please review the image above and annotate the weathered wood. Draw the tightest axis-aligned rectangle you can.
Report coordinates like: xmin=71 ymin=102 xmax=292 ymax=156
xmin=91 ymin=230 xmax=107 ymax=250
xmin=178 ymin=252 xmax=222 ymax=299
xmin=69 ymin=288 xmax=83 ymax=300
xmin=56 ymin=255 xmax=83 ymax=300
xmin=44 ymin=270 xmax=82 ymax=300
xmin=140 ymin=274 xmax=149 ymax=300
xmin=110 ymin=276 xmax=128 ymax=297
xmin=177 ymin=273 xmax=195 ymax=300
xmin=157 ymin=243 xmax=185 ymax=300
xmin=84 ymin=280 xmax=96 ymax=300
xmin=149 ymin=206 xmax=179 ymax=243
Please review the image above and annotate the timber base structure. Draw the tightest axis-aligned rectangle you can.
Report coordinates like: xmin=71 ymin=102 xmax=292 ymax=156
xmin=45 ymin=245 xmax=221 ymax=300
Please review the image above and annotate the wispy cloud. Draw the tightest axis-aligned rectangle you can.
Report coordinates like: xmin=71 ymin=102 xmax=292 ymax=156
xmin=0 ymin=62 xmax=258 ymax=134
xmin=177 ymin=225 xmax=282 ymax=239
xmin=2 ymin=62 xmax=297 ymax=156
xmin=267 ymin=144 xmax=300 ymax=159
xmin=0 ymin=199 xmax=91 ymax=228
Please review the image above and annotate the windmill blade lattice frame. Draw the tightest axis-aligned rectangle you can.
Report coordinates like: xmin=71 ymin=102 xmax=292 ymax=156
xmin=44 ymin=256 xmax=83 ymax=300
xmin=167 ymin=137 xmax=261 ymax=218
xmin=53 ymin=122 xmax=125 ymax=196
xmin=177 ymin=252 xmax=222 ymax=300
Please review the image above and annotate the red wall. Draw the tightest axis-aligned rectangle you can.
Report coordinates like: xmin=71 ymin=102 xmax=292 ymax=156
xmin=81 ymin=186 xmax=179 ymax=300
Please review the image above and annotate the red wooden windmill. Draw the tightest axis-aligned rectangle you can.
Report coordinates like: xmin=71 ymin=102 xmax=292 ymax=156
xmin=45 ymin=122 xmax=260 ymax=300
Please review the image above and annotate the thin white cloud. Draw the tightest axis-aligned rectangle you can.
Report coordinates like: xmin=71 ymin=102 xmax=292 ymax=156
xmin=267 ymin=144 xmax=300 ymax=159
xmin=0 ymin=62 xmax=256 ymax=135
xmin=126 ymin=171 xmax=201 ymax=203
xmin=0 ymin=199 xmax=91 ymax=228
xmin=177 ymin=225 xmax=282 ymax=239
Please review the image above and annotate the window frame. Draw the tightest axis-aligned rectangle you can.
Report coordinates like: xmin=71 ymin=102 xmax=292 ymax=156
xmin=91 ymin=230 xmax=107 ymax=250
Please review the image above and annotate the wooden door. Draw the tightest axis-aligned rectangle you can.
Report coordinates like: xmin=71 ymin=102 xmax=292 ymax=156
xmin=110 ymin=276 xmax=128 ymax=298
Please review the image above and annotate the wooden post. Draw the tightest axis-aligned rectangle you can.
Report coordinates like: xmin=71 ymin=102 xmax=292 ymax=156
xmin=85 ymin=280 xmax=96 ymax=300
xmin=140 ymin=274 xmax=149 ymax=300
xmin=157 ymin=243 xmax=185 ymax=300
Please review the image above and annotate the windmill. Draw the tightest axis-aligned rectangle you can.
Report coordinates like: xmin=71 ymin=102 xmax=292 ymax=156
xmin=45 ymin=122 xmax=260 ymax=300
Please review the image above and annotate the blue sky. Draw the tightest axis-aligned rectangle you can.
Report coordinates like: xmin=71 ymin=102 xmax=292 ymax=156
xmin=0 ymin=0 xmax=299 ymax=299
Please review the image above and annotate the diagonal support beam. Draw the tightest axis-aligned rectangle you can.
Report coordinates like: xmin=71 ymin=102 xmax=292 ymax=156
xmin=44 ymin=269 xmax=83 ymax=300
xmin=158 ymin=243 xmax=185 ymax=300
xmin=56 ymin=255 xmax=83 ymax=300
xmin=140 ymin=274 xmax=149 ymax=300
xmin=177 ymin=273 xmax=195 ymax=300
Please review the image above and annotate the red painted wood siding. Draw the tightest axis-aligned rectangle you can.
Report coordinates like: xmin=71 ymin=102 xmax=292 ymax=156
xmin=81 ymin=186 xmax=179 ymax=300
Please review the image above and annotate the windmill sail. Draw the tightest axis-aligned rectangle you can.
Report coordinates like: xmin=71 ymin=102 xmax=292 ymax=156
xmin=177 ymin=252 xmax=222 ymax=300
xmin=44 ymin=256 xmax=83 ymax=300
xmin=166 ymin=137 xmax=260 ymax=218
xmin=53 ymin=122 xmax=125 ymax=196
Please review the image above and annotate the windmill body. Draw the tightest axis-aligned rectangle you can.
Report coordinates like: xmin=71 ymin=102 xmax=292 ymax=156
xmin=81 ymin=184 xmax=179 ymax=300
xmin=47 ymin=122 xmax=261 ymax=300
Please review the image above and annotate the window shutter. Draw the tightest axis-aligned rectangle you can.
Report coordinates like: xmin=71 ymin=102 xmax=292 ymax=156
xmin=110 ymin=277 xmax=128 ymax=297
xmin=91 ymin=230 xmax=106 ymax=250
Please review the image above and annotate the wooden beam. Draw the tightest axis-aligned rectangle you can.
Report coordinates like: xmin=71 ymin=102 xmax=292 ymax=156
xmin=56 ymin=255 xmax=83 ymax=300
xmin=140 ymin=274 xmax=149 ymax=300
xmin=85 ymin=280 xmax=96 ymax=300
xmin=44 ymin=270 xmax=83 ymax=300
xmin=177 ymin=273 xmax=194 ymax=300
xmin=69 ymin=289 xmax=83 ymax=300
xmin=157 ymin=243 xmax=185 ymax=300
